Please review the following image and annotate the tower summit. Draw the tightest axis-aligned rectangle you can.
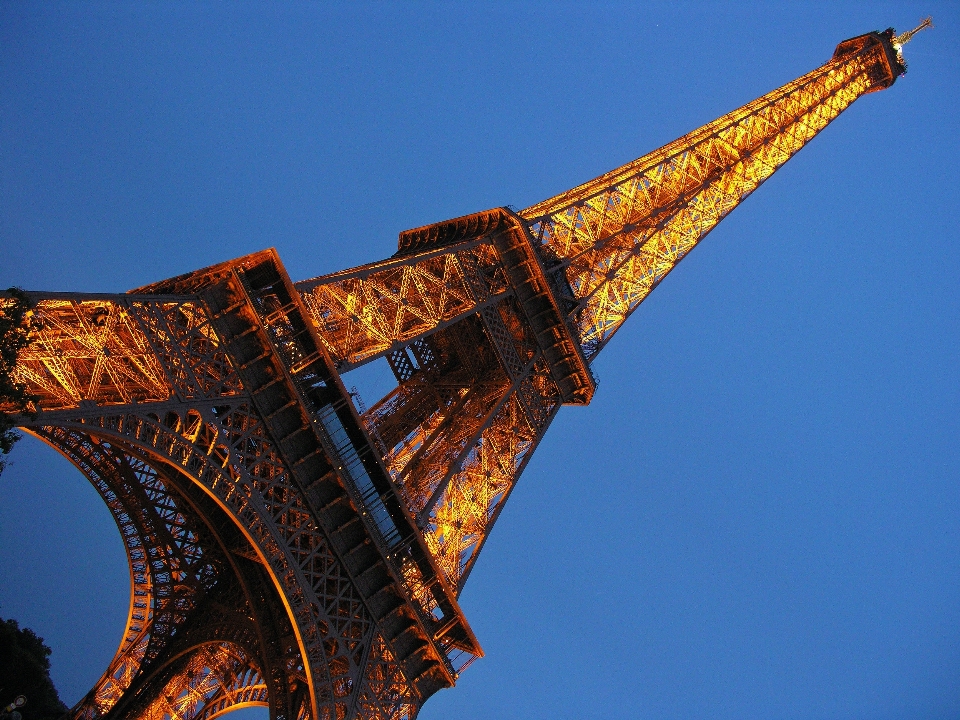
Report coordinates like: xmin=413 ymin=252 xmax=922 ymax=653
xmin=1 ymin=22 xmax=929 ymax=720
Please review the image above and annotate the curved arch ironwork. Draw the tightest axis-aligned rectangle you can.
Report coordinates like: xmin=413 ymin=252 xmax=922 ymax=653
xmin=28 ymin=398 xmax=383 ymax=720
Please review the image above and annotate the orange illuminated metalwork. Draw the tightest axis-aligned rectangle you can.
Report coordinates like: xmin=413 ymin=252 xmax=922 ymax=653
xmin=1 ymin=24 xmax=927 ymax=720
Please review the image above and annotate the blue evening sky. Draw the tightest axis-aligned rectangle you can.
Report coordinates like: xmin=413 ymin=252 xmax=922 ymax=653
xmin=1 ymin=3 xmax=958 ymax=719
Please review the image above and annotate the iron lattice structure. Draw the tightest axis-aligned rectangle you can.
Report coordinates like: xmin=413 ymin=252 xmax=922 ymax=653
xmin=2 ymin=26 xmax=922 ymax=720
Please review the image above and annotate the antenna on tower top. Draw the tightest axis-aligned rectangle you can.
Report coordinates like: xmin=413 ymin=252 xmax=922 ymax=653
xmin=893 ymin=17 xmax=933 ymax=48
xmin=891 ymin=17 xmax=933 ymax=69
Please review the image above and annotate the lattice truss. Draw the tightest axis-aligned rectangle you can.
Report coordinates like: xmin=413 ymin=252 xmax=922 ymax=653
xmin=355 ymin=297 xmax=563 ymax=589
xmin=298 ymin=243 xmax=510 ymax=371
xmin=10 ymin=296 xmax=241 ymax=410
xmin=423 ymin=365 xmax=559 ymax=588
xmin=521 ymin=36 xmax=892 ymax=358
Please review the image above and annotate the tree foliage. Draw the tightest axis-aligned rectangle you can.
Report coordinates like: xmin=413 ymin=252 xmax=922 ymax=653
xmin=0 ymin=288 xmax=36 ymax=476
xmin=0 ymin=617 xmax=68 ymax=720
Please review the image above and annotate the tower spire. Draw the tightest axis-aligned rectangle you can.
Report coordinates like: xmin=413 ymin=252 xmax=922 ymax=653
xmin=892 ymin=17 xmax=934 ymax=69
xmin=893 ymin=17 xmax=933 ymax=48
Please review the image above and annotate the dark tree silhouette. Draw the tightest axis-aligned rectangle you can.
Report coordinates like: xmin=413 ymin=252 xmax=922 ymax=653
xmin=0 ymin=617 xmax=68 ymax=720
xmin=0 ymin=288 xmax=36 ymax=476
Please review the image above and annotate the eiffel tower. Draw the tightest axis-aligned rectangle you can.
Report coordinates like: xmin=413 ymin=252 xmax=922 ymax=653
xmin=1 ymin=21 xmax=930 ymax=720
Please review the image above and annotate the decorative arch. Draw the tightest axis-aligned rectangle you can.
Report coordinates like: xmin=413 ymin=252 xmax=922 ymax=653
xmin=31 ymin=427 xmax=216 ymax=720
xmin=130 ymin=641 xmax=268 ymax=720
xmin=29 ymin=397 xmax=379 ymax=720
